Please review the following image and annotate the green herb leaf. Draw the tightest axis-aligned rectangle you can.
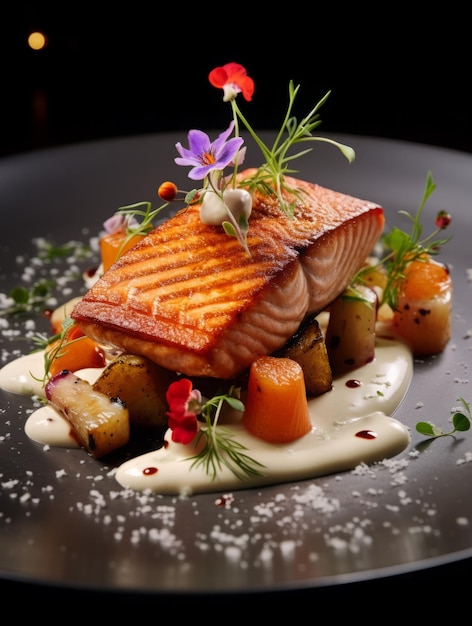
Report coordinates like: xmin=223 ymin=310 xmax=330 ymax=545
xmin=9 ymin=286 xmax=30 ymax=304
xmin=415 ymin=397 xmax=471 ymax=439
xmin=416 ymin=422 xmax=442 ymax=437
xmin=452 ymin=411 xmax=471 ymax=432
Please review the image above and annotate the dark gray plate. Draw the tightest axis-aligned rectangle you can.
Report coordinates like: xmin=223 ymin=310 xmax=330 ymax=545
xmin=0 ymin=133 xmax=471 ymax=594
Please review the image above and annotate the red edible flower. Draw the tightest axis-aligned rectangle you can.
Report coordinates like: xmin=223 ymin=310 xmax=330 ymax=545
xmin=208 ymin=62 xmax=255 ymax=102
xmin=166 ymin=379 xmax=202 ymax=444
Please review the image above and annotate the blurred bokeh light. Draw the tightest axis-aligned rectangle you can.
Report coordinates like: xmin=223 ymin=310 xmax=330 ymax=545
xmin=1 ymin=6 xmax=470 ymax=158
xmin=27 ymin=31 xmax=48 ymax=51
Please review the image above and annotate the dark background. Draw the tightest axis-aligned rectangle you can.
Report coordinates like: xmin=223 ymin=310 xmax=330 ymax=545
xmin=2 ymin=4 xmax=471 ymax=159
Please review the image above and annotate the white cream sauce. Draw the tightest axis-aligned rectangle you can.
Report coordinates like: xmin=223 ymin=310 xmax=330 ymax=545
xmin=0 ymin=329 xmax=413 ymax=496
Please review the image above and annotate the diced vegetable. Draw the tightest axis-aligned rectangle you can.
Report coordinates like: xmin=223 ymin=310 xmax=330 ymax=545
xmin=276 ymin=315 xmax=333 ymax=397
xmin=47 ymin=324 xmax=106 ymax=377
xmin=242 ymin=356 xmax=311 ymax=443
xmin=100 ymin=230 xmax=145 ymax=272
xmin=325 ymin=283 xmax=378 ymax=377
xmin=92 ymin=353 xmax=176 ymax=431
xmin=391 ymin=256 xmax=452 ymax=356
xmin=45 ymin=370 xmax=130 ymax=458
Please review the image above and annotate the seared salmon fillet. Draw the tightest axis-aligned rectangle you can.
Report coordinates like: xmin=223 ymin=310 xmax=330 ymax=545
xmin=71 ymin=170 xmax=384 ymax=378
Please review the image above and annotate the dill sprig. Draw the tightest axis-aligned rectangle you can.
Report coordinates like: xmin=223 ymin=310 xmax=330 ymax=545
xmin=188 ymin=387 xmax=265 ymax=481
xmin=355 ymin=171 xmax=452 ymax=311
xmin=232 ymin=83 xmax=355 ymax=216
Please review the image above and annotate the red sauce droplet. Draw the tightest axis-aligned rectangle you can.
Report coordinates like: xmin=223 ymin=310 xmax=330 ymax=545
xmin=355 ymin=430 xmax=377 ymax=440
xmin=215 ymin=494 xmax=235 ymax=508
xmin=346 ymin=379 xmax=362 ymax=388
xmin=143 ymin=466 xmax=158 ymax=476
xmin=84 ymin=266 xmax=99 ymax=278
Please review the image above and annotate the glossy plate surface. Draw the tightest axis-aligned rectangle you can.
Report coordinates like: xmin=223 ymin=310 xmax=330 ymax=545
xmin=0 ymin=133 xmax=471 ymax=593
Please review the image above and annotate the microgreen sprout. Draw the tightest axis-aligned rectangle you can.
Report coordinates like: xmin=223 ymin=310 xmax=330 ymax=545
xmin=232 ymin=83 xmax=355 ymax=216
xmin=355 ymin=170 xmax=452 ymax=311
xmin=113 ymin=200 xmax=171 ymax=256
xmin=416 ymin=397 xmax=471 ymax=438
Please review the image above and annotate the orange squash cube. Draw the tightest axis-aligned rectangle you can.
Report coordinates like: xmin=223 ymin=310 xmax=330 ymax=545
xmin=47 ymin=324 xmax=106 ymax=377
xmin=100 ymin=230 xmax=145 ymax=273
xmin=242 ymin=356 xmax=311 ymax=443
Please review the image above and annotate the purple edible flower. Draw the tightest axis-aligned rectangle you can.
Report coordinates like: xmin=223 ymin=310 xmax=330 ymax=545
xmin=174 ymin=121 xmax=244 ymax=181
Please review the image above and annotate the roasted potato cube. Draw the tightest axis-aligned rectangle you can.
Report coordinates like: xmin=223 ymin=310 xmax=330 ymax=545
xmin=45 ymin=370 xmax=130 ymax=459
xmin=277 ymin=316 xmax=333 ymax=397
xmin=92 ymin=354 xmax=176 ymax=431
xmin=325 ymin=283 xmax=378 ymax=377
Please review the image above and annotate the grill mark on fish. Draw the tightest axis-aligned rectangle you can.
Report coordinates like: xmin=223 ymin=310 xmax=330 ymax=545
xmin=72 ymin=171 xmax=385 ymax=378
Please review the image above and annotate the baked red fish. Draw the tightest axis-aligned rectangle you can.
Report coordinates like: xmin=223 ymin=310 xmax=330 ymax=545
xmin=72 ymin=171 xmax=384 ymax=378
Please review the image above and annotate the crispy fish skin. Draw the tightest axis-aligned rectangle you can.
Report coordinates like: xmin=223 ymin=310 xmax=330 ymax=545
xmin=72 ymin=171 xmax=384 ymax=378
